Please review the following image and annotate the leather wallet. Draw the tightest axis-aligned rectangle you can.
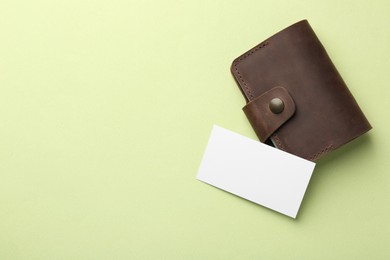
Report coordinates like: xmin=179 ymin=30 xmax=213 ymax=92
xmin=231 ymin=20 xmax=372 ymax=161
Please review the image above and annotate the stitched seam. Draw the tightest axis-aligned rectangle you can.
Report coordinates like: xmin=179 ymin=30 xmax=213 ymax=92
xmin=309 ymin=144 xmax=334 ymax=161
xmin=233 ymin=39 xmax=333 ymax=160
xmin=233 ymin=42 xmax=269 ymax=101
xmin=272 ymin=133 xmax=285 ymax=151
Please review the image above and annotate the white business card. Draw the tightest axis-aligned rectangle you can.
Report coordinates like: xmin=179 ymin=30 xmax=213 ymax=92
xmin=197 ymin=125 xmax=316 ymax=218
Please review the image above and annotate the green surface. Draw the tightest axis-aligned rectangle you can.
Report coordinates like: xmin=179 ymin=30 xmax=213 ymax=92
xmin=0 ymin=0 xmax=389 ymax=259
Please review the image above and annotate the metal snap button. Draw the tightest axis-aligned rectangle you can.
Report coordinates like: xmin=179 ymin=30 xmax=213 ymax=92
xmin=269 ymin=98 xmax=284 ymax=114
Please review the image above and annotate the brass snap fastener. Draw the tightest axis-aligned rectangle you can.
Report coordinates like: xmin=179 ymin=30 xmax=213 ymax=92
xmin=269 ymin=98 xmax=284 ymax=114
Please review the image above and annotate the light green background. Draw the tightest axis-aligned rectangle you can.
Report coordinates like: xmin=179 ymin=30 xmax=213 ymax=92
xmin=0 ymin=0 xmax=389 ymax=259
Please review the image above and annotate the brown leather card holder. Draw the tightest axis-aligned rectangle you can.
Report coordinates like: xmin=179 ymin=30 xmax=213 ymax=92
xmin=231 ymin=20 xmax=372 ymax=161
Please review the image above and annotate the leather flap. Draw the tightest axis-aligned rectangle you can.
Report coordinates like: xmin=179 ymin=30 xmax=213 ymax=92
xmin=243 ymin=87 xmax=295 ymax=142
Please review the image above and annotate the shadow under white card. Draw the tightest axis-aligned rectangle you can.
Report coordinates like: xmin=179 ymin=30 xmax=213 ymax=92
xmin=197 ymin=125 xmax=316 ymax=218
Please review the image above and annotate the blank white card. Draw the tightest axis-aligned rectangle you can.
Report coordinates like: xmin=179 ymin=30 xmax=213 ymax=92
xmin=197 ymin=125 xmax=316 ymax=218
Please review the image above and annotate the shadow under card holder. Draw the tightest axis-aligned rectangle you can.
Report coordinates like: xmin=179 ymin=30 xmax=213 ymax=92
xmin=231 ymin=20 xmax=372 ymax=161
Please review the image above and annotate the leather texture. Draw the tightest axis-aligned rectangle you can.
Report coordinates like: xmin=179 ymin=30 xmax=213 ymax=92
xmin=231 ymin=20 xmax=372 ymax=161
xmin=243 ymin=87 xmax=296 ymax=142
